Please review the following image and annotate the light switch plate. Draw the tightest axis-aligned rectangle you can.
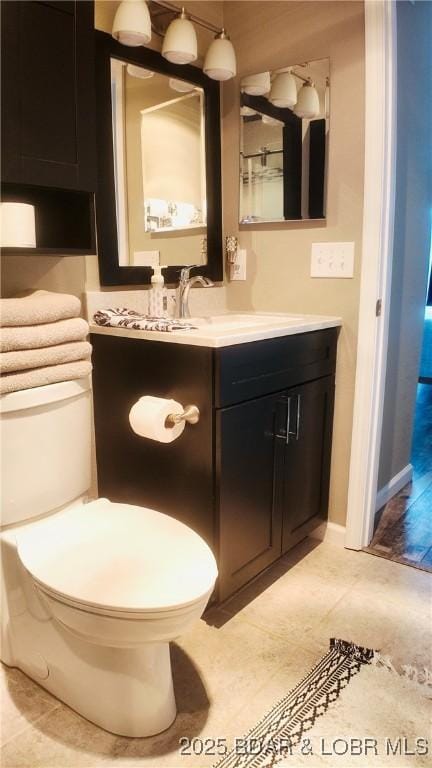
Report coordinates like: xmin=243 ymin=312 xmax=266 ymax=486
xmin=311 ymin=242 xmax=355 ymax=278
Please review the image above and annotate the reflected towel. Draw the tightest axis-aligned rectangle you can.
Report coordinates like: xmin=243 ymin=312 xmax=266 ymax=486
xmin=93 ymin=308 xmax=197 ymax=332
xmin=0 ymin=341 xmax=92 ymax=374
xmin=0 ymin=317 xmax=89 ymax=352
xmin=0 ymin=360 xmax=93 ymax=395
xmin=0 ymin=290 xmax=81 ymax=327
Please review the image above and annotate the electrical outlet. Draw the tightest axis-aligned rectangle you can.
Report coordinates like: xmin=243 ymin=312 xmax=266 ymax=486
xmin=311 ymin=242 xmax=355 ymax=278
xmin=230 ymin=248 xmax=247 ymax=281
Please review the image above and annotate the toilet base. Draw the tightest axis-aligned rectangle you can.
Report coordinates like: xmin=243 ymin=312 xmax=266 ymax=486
xmin=8 ymin=638 xmax=177 ymax=738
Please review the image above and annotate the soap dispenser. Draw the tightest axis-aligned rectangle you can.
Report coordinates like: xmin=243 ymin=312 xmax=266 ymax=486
xmin=148 ymin=265 xmax=168 ymax=318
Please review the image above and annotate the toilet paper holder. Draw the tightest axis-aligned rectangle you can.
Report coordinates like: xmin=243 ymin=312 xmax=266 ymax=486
xmin=165 ymin=404 xmax=200 ymax=427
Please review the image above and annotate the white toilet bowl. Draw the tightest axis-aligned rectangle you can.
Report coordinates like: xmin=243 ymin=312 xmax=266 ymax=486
xmin=3 ymin=498 xmax=217 ymax=737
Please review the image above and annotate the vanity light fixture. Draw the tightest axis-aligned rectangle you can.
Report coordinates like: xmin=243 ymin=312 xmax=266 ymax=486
xmin=112 ymin=1 xmax=237 ymax=82
xmin=162 ymin=7 xmax=197 ymax=64
xmin=204 ymin=29 xmax=236 ymax=81
xmin=294 ymin=78 xmax=320 ymax=119
xmin=112 ymin=0 xmax=152 ymax=47
xmin=269 ymin=70 xmax=297 ymax=109
xmin=241 ymin=72 xmax=271 ymax=96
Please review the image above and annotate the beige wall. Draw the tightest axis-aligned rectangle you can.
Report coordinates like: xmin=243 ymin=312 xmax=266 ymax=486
xmin=222 ymin=1 xmax=365 ymax=525
xmin=378 ymin=1 xmax=432 ymax=490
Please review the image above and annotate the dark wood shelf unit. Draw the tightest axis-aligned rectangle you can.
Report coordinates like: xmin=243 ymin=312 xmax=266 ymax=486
xmin=1 ymin=183 xmax=95 ymax=255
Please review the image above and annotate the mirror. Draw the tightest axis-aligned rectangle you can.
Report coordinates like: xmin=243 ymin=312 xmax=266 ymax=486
xmin=239 ymin=59 xmax=329 ymax=224
xmin=95 ymin=32 xmax=222 ymax=286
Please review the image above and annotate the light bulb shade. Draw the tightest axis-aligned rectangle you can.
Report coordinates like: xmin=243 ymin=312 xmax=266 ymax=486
xmin=294 ymin=83 xmax=320 ymax=119
xmin=269 ymin=72 xmax=297 ymax=109
xmin=126 ymin=63 xmax=154 ymax=79
xmin=240 ymin=105 xmax=257 ymax=117
xmin=240 ymin=71 xmax=270 ymax=96
xmin=204 ymin=36 xmax=236 ymax=81
xmin=262 ymin=114 xmax=283 ymax=126
xmin=162 ymin=16 xmax=198 ymax=64
xmin=169 ymin=78 xmax=196 ymax=93
xmin=0 ymin=202 xmax=36 ymax=248
xmin=112 ymin=0 xmax=151 ymax=47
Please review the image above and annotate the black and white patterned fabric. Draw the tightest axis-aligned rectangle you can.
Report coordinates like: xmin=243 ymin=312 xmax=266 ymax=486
xmin=213 ymin=639 xmax=376 ymax=768
xmin=93 ymin=308 xmax=197 ymax=332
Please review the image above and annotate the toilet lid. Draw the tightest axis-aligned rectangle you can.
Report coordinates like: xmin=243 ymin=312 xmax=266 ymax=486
xmin=17 ymin=500 xmax=218 ymax=613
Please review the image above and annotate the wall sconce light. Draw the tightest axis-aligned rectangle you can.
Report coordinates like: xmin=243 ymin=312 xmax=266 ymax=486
xmin=294 ymin=79 xmax=320 ymax=119
xmin=241 ymin=72 xmax=271 ymax=96
xmin=112 ymin=1 xmax=237 ymax=82
xmin=112 ymin=0 xmax=152 ymax=47
xmin=162 ymin=7 xmax=197 ymax=64
xmin=204 ymin=30 xmax=236 ymax=81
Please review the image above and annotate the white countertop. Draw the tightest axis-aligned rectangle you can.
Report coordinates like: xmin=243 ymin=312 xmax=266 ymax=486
xmin=89 ymin=312 xmax=342 ymax=349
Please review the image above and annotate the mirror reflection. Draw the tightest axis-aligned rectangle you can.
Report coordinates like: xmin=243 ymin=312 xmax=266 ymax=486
xmin=111 ymin=59 xmax=207 ymax=268
xmin=239 ymin=58 xmax=329 ymax=224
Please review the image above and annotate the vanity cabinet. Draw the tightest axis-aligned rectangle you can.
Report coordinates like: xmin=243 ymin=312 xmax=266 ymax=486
xmin=91 ymin=328 xmax=337 ymax=602
xmin=1 ymin=0 xmax=96 ymax=192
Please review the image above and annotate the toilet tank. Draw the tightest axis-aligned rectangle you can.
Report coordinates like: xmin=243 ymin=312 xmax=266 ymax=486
xmin=0 ymin=378 xmax=92 ymax=527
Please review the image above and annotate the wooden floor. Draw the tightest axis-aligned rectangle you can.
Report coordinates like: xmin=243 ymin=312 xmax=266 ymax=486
xmin=367 ymin=382 xmax=432 ymax=572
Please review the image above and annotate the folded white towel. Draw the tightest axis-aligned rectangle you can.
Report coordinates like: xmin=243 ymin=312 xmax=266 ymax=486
xmin=0 ymin=290 xmax=81 ymax=327
xmin=0 ymin=317 xmax=89 ymax=352
xmin=0 ymin=360 xmax=93 ymax=395
xmin=0 ymin=341 xmax=92 ymax=374
xmin=93 ymin=308 xmax=197 ymax=332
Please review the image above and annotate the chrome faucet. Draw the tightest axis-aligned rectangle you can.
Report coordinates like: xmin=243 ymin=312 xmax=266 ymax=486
xmin=177 ymin=266 xmax=214 ymax=319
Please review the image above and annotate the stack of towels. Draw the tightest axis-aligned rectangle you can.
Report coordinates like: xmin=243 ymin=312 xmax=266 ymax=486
xmin=0 ymin=291 xmax=92 ymax=395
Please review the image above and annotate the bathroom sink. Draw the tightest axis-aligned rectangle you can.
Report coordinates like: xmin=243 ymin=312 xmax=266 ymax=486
xmin=90 ymin=311 xmax=342 ymax=348
xmin=187 ymin=313 xmax=305 ymax=330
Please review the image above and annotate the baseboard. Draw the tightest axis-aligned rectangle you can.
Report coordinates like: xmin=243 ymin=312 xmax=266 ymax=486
xmin=309 ymin=521 xmax=346 ymax=547
xmin=376 ymin=463 xmax=413 ymax=512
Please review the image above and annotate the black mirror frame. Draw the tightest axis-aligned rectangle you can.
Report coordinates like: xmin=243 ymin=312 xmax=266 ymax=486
xmin=95 ymin=30 xmax=223 ymax=286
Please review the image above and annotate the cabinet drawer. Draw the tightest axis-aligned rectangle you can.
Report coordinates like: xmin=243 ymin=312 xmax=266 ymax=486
xmin=214 ymin=328 xmax=337 ymax=407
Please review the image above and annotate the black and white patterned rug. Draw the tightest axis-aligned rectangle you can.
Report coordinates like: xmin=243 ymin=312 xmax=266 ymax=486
xmin=213 ymin=638 xmax=376 ymax=768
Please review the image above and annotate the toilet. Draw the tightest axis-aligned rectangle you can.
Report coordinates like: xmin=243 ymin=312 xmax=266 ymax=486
xmin=0 ymin=377 xmax=217 ymax=737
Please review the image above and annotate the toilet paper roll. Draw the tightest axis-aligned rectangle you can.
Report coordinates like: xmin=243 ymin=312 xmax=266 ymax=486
xmin=0 ymin=202 xmax=36 ymax=248
xmin=129 ymin=396 xmax=185 ymax=443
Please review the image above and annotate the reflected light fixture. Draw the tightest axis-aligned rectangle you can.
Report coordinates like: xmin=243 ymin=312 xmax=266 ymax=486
xmin=203 ymin=30 xmax=236 ymax=81
xmin=269 ymin=70 xmax=297 ymax=108
xmin=126 ymin=63 xmax=154 ymax=78
xmin=241 ymin=72 xmax=270 ymax=96
xmin=112 ymin=0 xmax=152 ymax=47
xmin=262 ymin=114 xmax=283 ymax=127
xmin=294 ymin=78 xmax=320 ymax=119
xmin=169 ymin=78 xmax=196 ymax=93
xmin=162 ymin=8 xmax=198 ymax=64
xmin=240 ymin=105 xmax=257 ymax=117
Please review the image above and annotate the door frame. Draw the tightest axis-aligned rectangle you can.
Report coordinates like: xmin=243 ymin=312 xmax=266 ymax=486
xmin=345 ymin=0 xmax=397 ymax=549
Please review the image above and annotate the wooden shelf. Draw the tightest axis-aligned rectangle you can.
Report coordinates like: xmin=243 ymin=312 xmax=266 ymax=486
xmin=1 ymin=183 xmax=96 ymax=255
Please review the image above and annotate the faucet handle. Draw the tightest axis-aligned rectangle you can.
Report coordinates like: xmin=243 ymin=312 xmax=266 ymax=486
xmin=179 ymin=265 xmax=201 ymax=283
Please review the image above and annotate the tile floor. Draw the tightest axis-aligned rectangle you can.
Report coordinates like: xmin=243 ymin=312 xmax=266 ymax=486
xmin=1 ymin=539 xmax=431 ymax=768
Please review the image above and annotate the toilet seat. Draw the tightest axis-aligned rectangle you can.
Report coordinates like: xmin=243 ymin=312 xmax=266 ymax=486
xmin=17 ymin=499 xmax=217 ymax=616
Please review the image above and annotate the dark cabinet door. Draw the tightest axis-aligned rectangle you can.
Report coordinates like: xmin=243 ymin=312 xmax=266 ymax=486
xmin=281 ymin=375 xmax=335 ymax=551
xmin=1 ymin=1 xmax=95 ymax=191
xmin=217 ymin=392 xmax=285 ymax=600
